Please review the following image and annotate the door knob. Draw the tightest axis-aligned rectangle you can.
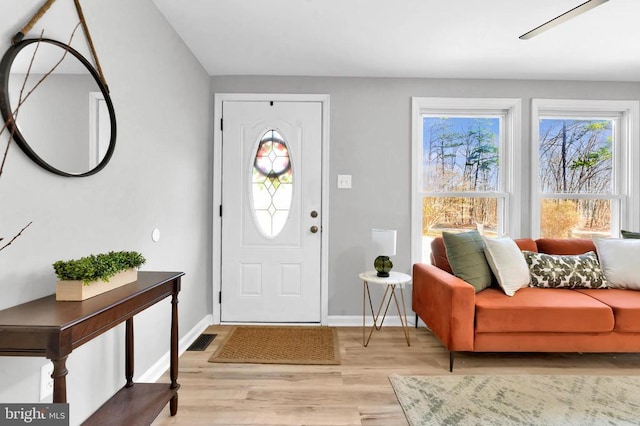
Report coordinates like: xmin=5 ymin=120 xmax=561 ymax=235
xmin=310 ymin=210 xmax=318 ymax=218
xmin=310 ymin=226 xmax=319 ymax=233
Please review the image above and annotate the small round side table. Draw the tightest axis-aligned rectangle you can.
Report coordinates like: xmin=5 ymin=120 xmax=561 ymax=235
xmin=359 ymin=270 xmax=412 ymax=347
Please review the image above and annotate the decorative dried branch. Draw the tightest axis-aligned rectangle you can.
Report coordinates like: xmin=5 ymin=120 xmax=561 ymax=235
xmin=15 ymin=25 xmax=81 ymax=120
xmin=1 ymin=23 xmax=80 ymax=178
xmin=0 ymin=119 xmax=11 ymax=179
xmin=0 ymin=31 xmax=44 ymax=179
xmin=0 ymin=24 xmax=81 ymax=251
xmin=0 ymin=221 xmax=32 ymax=252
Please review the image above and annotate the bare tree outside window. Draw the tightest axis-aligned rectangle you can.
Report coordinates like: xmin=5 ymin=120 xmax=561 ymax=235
xmin=422 ymin=117 xmax=500 ymax=238
xmin=538 ymin=119 xmax=613 ymax=238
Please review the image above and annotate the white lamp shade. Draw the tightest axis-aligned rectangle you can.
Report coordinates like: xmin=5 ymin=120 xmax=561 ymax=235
xmin=372 ymin=229 xmax=396 ymax=256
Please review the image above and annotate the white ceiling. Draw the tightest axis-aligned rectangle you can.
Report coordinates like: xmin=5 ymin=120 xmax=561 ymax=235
xmin=152 ymin=0 xmax=640 ymax=82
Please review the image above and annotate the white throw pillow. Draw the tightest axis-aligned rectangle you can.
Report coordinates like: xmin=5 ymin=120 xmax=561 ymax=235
xmin=593 ymin=237 xmax=640 ymax=289
xmin=482 ymin=236 xmax=530 ymax=296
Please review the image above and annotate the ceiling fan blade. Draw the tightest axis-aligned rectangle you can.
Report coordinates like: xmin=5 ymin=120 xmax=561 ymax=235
xmin=519 ymin=0 xmax=609 ymax=40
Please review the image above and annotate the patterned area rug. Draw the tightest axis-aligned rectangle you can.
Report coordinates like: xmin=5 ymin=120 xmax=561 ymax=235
xmin=389 ymin=374 xmax=640 ymax=426
xmin=208 ymin=326 xmax=341 ymax=365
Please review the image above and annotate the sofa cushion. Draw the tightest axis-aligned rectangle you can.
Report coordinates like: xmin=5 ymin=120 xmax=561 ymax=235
xmin=593 ymin=237 xmax=640 ymax=289
xmin=430 ymin=237 xmax=537 ymax=274
xmin=475 ymin=287 xmax=614 ymax=333
xmin=430 ymin=238 xmax=453 ymax=273
xmin=535 ymin=238 xmax=595 ymax=255
xmin=576 ymin=289 xmax=640 ymax=332
xmin=442 ymin=230 xmax=493 ymax=293
xmin=483 ymin=237 xmax=530 ymax=296
xmin=523 ymin=251 xmax=607 ymax=289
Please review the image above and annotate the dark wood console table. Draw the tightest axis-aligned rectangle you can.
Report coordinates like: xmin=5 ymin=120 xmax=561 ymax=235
xmin=0 ymin=271 xmax=183 ymax=425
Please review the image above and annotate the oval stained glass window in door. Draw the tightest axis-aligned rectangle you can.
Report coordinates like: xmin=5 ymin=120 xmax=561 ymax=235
xmin=251 ymin=130 xmax=293 ymax=238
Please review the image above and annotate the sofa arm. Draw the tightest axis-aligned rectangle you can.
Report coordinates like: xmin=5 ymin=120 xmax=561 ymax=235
xmin=412 ymin=263 xmax=475 ymax=351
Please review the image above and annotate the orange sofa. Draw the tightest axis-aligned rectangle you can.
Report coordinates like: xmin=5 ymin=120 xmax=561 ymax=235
xmin=412 ymin=238 xmax=640 ymax=371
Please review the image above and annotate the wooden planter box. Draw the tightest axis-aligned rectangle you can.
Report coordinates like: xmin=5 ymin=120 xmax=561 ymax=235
xmin=56 ymin=269 xmax=138 ymax=301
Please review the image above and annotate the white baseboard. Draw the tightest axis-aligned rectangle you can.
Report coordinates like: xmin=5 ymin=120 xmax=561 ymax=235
xmin=327 ymin=314 xmax=419 ymax=327
xmin=138 ymin=314 xmax=213 ymax=383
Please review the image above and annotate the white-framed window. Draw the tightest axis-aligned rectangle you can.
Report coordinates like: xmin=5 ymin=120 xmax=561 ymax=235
xmin=411 ymin=97 xmax=521 ymax=263
xmin=531 ymin=99 xmax=640 ymax=239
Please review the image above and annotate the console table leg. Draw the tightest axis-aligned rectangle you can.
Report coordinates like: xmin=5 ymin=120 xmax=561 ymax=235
xmin=51 ymin=357 xmax=68 ymax=403
xmin=170 ymin=393 xmax=178 ymax=416
xmin=170 ymin=288 xmax=180 ymax=415
xmin=125 ymin=318 xmax=134 ymax=387
xmin=170 ymin=291 xmax=179 ymax=389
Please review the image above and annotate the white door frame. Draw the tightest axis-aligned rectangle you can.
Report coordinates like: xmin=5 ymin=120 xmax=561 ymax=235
xmin=212 ymin=93 xmax=330 ymax=325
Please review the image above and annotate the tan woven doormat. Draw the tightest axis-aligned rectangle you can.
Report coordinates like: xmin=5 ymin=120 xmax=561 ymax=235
xmin=208 ymin=326 xmax=341 ymax=365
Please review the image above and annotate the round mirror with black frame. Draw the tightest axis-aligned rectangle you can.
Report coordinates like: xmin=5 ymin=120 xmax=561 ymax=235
xmin=0 ymin=38 xmax=116 ymax=177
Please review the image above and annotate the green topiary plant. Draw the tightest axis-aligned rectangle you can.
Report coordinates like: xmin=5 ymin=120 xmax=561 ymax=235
xmin=53 ymin=251 xmax=146 ymax=285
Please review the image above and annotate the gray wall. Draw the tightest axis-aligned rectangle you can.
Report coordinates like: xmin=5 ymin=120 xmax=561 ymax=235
xmin=211 ymin=76 xmax=640 ymax=317
xmin=0 ymin=1 xmax=211 ymax=424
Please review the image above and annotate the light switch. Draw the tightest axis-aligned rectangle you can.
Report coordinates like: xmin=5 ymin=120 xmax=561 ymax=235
xmin=337 ymin=174 xmax=352 ymax=189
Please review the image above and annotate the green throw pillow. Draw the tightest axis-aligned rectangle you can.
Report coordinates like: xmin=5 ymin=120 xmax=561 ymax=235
xmin=621 ymin=230 xmax=640 ymax=239
xmin=442 ymin=230 xmax=493 ymax=293
xmin=523 ymin=251 xmax=607 ymax=289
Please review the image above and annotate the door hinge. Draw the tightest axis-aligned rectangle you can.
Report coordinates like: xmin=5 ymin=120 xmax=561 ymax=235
xmin=218 ymin=291 xmax=222 ymax=304
xmin=219 ymin=205 xmax=222 ymax=217
xmin=220 ymin=118 xmax=223 ymax=131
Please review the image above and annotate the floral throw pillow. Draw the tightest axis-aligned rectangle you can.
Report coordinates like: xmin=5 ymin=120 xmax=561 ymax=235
xmin=522 ymin=251 xmax=607 ymax=289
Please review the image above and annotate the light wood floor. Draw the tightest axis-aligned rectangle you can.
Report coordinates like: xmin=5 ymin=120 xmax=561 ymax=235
xmin=152 ymin=325 xmax=640 ymax=425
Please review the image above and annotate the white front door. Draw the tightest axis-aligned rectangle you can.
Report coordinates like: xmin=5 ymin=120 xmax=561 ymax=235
xmin=221 ymin=100 xmax=322 ymax=322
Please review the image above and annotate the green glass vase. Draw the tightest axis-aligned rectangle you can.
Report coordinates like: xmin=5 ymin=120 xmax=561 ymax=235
xmin=374 ymin=255 xmax=393 ymax=277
